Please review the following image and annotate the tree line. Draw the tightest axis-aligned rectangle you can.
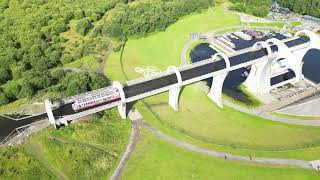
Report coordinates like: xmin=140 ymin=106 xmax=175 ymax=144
xmin=229 ymin=0 xmax=272 ymax=17
xmin=101 ymin=0 xmax=214 ymax=39
xmin=230 ymin=0 xmax=320 ymax=18
xmin=277 ymin=0 xmax=320 ymax=18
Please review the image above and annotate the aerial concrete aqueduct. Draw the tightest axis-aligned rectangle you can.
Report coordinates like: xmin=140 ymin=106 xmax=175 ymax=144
xmin=45 ymin=30 xmax=320 ymax=124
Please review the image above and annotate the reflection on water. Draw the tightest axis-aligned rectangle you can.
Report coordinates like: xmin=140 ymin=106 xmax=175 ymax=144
xmin=302 ymin=49 xmax=320 ymax=83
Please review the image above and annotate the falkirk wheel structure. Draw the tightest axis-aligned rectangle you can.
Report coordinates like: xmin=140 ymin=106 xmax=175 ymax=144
xmin=244 ymin=30 xmax=320 ymax=93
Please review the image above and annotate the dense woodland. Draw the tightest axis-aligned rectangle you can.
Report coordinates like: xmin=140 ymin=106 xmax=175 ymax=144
xmin=230 ymin=0 xmax=320 ymax=18
xmin=0 ymin=0 xmax=213 ymax=106
xmin=277 ymin=0 xmax=320 ymax=18
xmin=229 ymin=0 xmax=272 ymax=17
xmin=101 ymin=0 xmax=214 ymax=39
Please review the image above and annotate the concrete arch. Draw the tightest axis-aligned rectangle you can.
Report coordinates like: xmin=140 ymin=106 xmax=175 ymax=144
xmin=213 ymin=52 xmax=231 ymax=70
xmin=167 ymin=66 xmax=182 ymax=111
xmin=167 ymin=66 xmax=183 ymax=87
xmin=252 ymin=41 xmax=272 ymax=59
xmin=262 ymin=38 xmax=301 ymax=91
xmin=208 ymin=52 xmax=230 ymax=108
xmin=113 ymin=81 xmax=127 ymax=119
xmin=294 ymin=30 xmax=320 ymax=50
xmin=243 ymin=41 xmax=273 ymax=93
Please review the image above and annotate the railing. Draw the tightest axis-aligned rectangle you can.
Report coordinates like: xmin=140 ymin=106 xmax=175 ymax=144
xmin=0 ymin=124 xmax=32 ymax=146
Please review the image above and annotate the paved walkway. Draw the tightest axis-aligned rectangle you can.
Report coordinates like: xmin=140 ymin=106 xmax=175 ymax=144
xmin=139 ymin=113 xmax=313 ymax=170
xmin=277 ymin=96 xmax=320 ymax=117
xmin=110 ymin=110 xmax=140 ymax=180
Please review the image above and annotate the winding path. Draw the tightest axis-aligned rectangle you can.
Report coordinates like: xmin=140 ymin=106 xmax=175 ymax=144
xmin=141 ymin=120 xmax=313 ymax=170
xmin=112 ymin=108 xmax=319 ymax=179
xmin=110 ymin=110 xmax=140 ymax=180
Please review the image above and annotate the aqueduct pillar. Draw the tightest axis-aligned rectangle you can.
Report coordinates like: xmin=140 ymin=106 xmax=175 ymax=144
xmin=243 ymin=41 xmax=272 ymax=94
xmin=167 ymin=66 xmax=183 ymax=111
xmin=113 ymin=81 xmax=127 ymax=119
xmin=207 ymin=53 xmax=230 ymax=108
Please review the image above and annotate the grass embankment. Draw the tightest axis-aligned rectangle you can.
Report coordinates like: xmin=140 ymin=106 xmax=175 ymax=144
xmin=0 ymin=110 xmax=131 ymax=179
xmin=0 ymin=146 xmax=54 ymax=179
xmin=273 ymin=112 xmax=320 ymax=121
xmin=105 ymin=5 xmax=241 ymax=82
xmin=64 ymin=55 xmax=100 ymax=72
xmin=224 ymin=84 xmax=263 ymax=108
xmin=244 ymin=22 xmax=285 ymax=29
xmin=104 ymin=5 xmax=320 ymax=161
xmin=121 ymin=129 xmax=319 ymax=180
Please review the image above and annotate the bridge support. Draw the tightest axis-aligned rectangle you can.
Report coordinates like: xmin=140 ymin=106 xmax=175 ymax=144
xmin=207 ymin=53 xmax=230 ymax=108
xmin=265 ymin=38 xmax=301 ymax=92
xmin=167 ymin=66 xmax=183 ymax=111
xmin=113 ymin=81 xmax=127 ymax=119
xmin=243 ymin=42 xmax=272 ymax=94
xmin=45 ymin=99 xmax=57 ymax=128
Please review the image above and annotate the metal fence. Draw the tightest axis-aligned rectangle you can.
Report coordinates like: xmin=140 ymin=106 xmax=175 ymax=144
xmin=0 ymin=124 xmax=32 ymax=146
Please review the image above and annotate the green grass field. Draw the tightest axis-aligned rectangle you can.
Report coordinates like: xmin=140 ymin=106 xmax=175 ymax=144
xmin=105 ymin=6 xmax=241 ymax=82
xmin=121 ymin=129 xmax=319 ymax=180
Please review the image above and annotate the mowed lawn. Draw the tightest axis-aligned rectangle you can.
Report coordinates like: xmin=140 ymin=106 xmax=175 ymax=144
xmin=121 ymin=129 xmax=319 ymax=180
xmin=105 ymin=6 xmax=241 ymax=82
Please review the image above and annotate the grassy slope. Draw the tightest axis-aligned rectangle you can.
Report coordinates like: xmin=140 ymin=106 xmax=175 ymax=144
xmin=64 ymin=55 xmax=100 ymax=71
xmin=0 ymin=110 xmax=131 ymax=179
xmin=122 ymin=129 xmax=319 ymax=180
xmin=272 ymin=112 xmax=320 ymax=120
xmin=104 ymin=4 xmax=320 ymax=160
xmin=27 ymin=111 xmax=130 ymax=179
xmin=105 ymin=6 xmax=241 ymax=82
xmin=0 ymin=146 xmax=55 ymax=179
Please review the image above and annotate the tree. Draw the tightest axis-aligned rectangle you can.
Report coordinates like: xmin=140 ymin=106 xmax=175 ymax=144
xmin=3 ymin=81 xmax=21 ymax=100
xmin=76 ymin=18 xmax=92 ymax=36
xmin=88 ymin=74 xmax=107 ymax=90
xmin=0 ymin=68 xmax=11 ymax=84
xmin=17 ymin=81 xmax=34 ymax=99
xmin=51 ymin=68 xmax=65 ymax=82
xmin=61 ymin=53 xmax=74 ymax=65
xmin=0 ymin=92 xmax=9 ymax=105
